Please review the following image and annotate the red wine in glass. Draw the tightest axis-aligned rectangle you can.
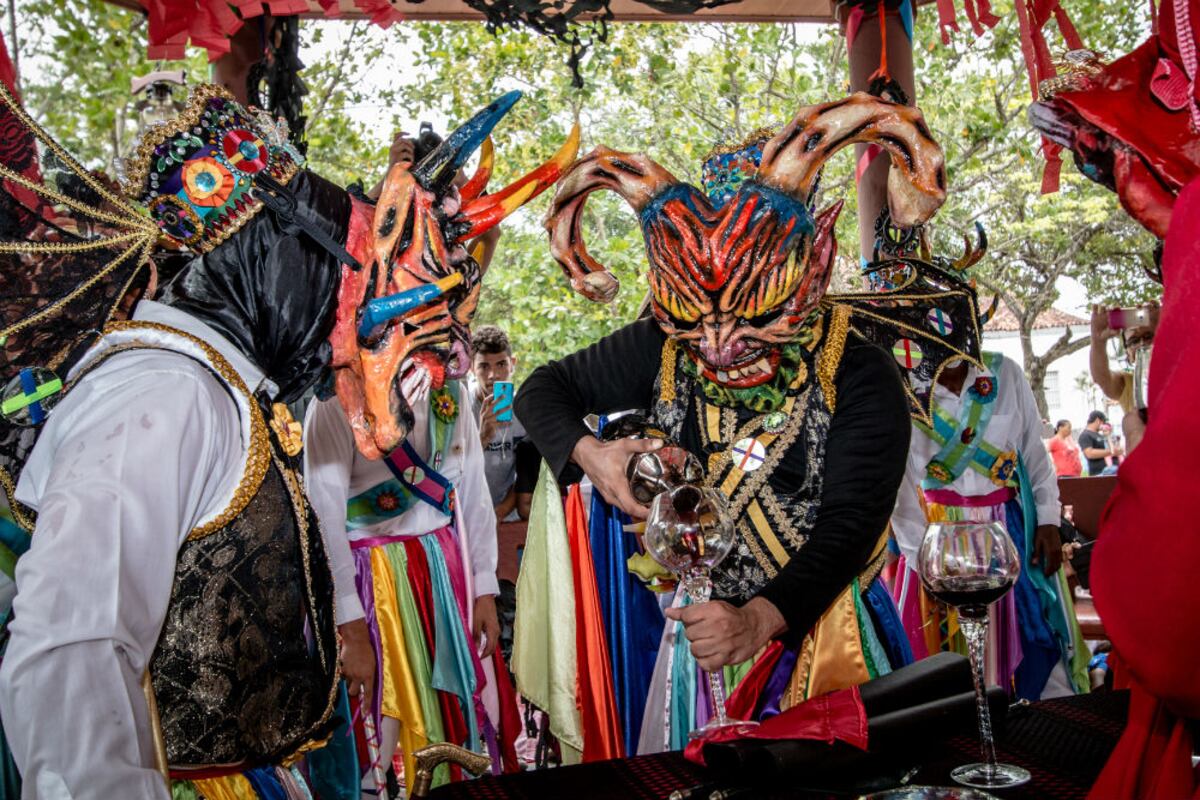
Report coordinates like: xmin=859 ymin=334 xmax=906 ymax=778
xmin=926 ymin=574 xmax=1015 ymax=619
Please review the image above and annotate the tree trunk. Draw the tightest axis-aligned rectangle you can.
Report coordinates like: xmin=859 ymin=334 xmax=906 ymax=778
xmin=1019 ymin=328 xmax=1050 ymax=420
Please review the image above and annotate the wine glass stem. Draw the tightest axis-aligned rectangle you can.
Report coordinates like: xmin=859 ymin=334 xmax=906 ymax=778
xmin=683 ymin=568 xmax=728 ymax=725
xmin=959 ymin=614 xmax=998 ymax=774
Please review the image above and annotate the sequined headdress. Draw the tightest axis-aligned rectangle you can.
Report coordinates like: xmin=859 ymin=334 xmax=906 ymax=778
xmin=123 ymin=84 xmax=303 ymax=252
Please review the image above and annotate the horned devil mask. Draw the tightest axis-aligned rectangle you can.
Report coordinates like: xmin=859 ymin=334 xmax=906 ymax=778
xmin=546 ymin=94 xmax=946 ymax=390
xmin=330 ymin=91 xmax=579 ymax=459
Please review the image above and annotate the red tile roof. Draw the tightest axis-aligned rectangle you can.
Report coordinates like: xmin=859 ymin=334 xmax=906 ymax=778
xmin=983 ymin=299 xmax=1089 ymax=332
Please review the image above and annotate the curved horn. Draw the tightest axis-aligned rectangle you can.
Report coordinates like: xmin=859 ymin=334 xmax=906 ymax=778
xmin=952 ymin=221 xmax=988 ymax=270
xmin=411 ymin=91 xmax=521 ymax=195
xmin=458 ymin=122 xmax=580 ymax=241
xmin=459 ymin=137 xmax=494 ymax=202
xmin=758 ymin=92 xmax=947 ymax=228
xmin=544 ymin=146 xmax=679 ymax=303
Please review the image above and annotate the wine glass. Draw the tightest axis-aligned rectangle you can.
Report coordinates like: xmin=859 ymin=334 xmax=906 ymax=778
xmin=643 ymin=484 xmax=751 ymax=736
xmin=917 ymin=520 xmax=1029 ymax=789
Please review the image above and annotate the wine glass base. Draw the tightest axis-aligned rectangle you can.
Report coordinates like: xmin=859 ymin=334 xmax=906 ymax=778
xmin=688 ymin=718 xmax=758 ymax=740
xmin=950 ymin=762 xmax=1031 ymax=788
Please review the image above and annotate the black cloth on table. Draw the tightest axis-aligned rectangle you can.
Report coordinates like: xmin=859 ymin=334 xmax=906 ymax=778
xmin=429 ymin=689 xmax=1130 ymax=800
xmin=514 ymin=316 xmax=911 ymax=640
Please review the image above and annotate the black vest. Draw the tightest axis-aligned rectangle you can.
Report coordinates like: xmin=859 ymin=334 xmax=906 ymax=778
xmin=72 ymin=322 xmax=340 ymax=769
xmin=648 ymin=306 xmax=848 ymax=601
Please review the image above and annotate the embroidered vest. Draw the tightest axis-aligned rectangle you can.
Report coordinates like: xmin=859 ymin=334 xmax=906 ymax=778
xmin=648 ymin=305 xmax=850 ymax=601
xmin=75 ymin=322 xmax=339 ymax=769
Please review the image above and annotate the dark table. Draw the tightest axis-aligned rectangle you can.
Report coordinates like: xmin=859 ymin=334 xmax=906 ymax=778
xmin=430 ymin=690 xmax=1128 ymax=800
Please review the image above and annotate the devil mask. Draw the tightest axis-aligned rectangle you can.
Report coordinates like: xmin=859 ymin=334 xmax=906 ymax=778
xmin=546 ymin=94 xmax=946 ymax=398
xmin=328 ymin=92 xmax=578 ymax=459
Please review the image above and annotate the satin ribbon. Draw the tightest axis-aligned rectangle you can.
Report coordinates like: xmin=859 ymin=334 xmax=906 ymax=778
xmin=923 ymin=486 xmax=1016 ymax=507
xmin=384 ymin=440 xmax=454 ymax=516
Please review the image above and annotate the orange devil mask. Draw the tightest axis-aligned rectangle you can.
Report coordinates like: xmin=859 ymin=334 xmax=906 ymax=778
xmin=329 ymin=92 xmax=579 ymax=459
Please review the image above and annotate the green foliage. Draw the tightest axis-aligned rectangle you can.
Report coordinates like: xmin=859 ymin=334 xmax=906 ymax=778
xmin=14 ymin=0 xmax=207 ymax=170
xmin=6 ymin=0 xmax=1162 ymax=399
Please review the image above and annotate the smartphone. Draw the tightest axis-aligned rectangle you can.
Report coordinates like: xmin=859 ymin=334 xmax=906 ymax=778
xmin=1108 ymin=306 xmax=1150 ymax=329
xmin=493 ymin=381 xmax=514 ymax=423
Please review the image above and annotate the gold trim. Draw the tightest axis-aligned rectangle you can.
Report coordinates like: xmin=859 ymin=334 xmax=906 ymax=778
xmin=141 ymin=670 xmax=171 ymax=790
xmin=101 ymin=321 xmax=272 ymax=540
xmin=659 ymin=337 xmax=677 ymax=404
xmin=0 ymin=468 xmax=34 ymax=533
xmin=0 ymin=81 xmax=144 ymax=219
xmin=701 ymin=126 xmax=780 ymax=164
xmin=1 ymin=237 xmax=154 ymax=342
xmin=121 ymin=84 xmax=236 ymax=200
xmin=817 ymin=303 xmax=851 ymax=412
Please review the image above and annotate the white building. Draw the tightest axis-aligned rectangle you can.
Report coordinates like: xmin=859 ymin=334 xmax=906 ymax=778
xmin=981 ymin=302 xmax=1127 ymax=433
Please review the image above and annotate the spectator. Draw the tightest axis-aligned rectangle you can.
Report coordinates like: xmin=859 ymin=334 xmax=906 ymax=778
xmin=1089 ymin=303 xmax=1160 ymax=419
xmin=469 ymin=325 xmax=538 ymax=520
xmin=1078 ymin=411 xmax=1119 ymax=476
xmin=1047 ymin=419 xmax=1083 ymax=477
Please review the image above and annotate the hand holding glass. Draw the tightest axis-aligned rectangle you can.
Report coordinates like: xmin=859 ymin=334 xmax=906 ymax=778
xmin=644 ymin=484 xmax=751 ymax=736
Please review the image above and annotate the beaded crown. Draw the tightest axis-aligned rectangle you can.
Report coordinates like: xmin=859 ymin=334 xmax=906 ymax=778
xmin=699 ymin=126 xmax=777 ymax=206
xmin=122 ymin=84 xmax=304 ymax=253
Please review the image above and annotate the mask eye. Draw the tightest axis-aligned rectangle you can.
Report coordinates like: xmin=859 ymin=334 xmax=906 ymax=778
xmin=745 ymin=307 xmax=784 ymax=328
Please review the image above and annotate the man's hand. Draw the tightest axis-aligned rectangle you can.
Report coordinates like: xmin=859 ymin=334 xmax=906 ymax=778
xmin=1032 ymin=524 xmax=1064 ymax=576
xmin=473 ymin=594 xmax=500 ymax=659
xmin=664 ymin=597 xmax=786 ymax=671
xmin=571 ymin=436 xmax=664 ymax=519
xmin=338 ymin=618 xmax=376 ymax=703
xmin=479 ymin=393 xmax=500 ymax=447
xmin=1090 ymin=304 xmax=1117 ymax=342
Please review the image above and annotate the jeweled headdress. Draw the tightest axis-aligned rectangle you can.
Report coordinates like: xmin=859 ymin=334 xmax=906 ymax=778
xmin=123 ymin=84 xmax=303 ymax=252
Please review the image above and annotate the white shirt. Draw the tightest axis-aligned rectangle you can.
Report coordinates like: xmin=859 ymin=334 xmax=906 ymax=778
xmin=891 ymin=354 xmax=1061 ymax=562
xmin=304 ymin=390 xmax=499 ymax=602
xmin=0 ymin=302 xmax=361 ymax=799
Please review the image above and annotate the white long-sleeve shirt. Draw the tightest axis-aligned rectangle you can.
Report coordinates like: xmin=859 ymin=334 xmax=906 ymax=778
xmin=891 ymin=354 xmax=1061 ymax=562
xmin=304 ymin=391 xmax=499 ymax=603
xmin=0 ymin=302 xmax=362 ymax=799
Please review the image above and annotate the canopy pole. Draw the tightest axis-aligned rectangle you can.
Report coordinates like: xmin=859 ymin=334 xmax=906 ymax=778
xmin=841 ymin=2 xmax=916 ymax=263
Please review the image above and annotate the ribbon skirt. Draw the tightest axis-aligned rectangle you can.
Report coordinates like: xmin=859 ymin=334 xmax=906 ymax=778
xmin=351 ymin=526 xmax=497 ymax=786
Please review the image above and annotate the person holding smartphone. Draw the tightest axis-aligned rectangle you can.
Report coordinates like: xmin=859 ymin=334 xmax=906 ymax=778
xmin=1088 ymin=303 xmax=1159 ymax=430
xmin=470 ymin=325 xmax=538 ymax=521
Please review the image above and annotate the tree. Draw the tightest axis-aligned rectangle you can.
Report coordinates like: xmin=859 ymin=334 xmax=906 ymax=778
xmin=5 ymin=0 xmax=1163 ymax=403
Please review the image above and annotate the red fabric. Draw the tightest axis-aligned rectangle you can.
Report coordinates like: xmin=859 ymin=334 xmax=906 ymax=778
xmin=683 ymin=685 xmax=869 ymax=766
xmin=491 ymin=650 xmax=522 ymax=774
xmin=403 ymin=538 xmax=470 ymax=750
xmin=565 ymin=485 xmax=625 ymax=762
xmin=139 ymin=0 xmax=408 ymax=60
xmin=723 ymin=640 xmax=785 ymax=722
xmin=1088 ymin=177 xmax=1200 ymax=799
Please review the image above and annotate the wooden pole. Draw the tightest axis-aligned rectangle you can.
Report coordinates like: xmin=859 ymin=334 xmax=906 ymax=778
xmin=841 ymin=3 xmax=916 ymax=262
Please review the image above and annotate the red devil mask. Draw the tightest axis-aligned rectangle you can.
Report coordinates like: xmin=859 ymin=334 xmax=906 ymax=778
xmin=546 ymin=94 xmax=946 ymax=390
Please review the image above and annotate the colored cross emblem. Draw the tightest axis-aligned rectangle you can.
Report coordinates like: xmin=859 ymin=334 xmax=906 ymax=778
xmin=1 ymin=367 xmax=62 ymax=425
xmin=731 ymin=436 xmax=766 ymax=472
xmin=927 ymin=308 xmax=954 ymax=335
xmin=402 ymin=465 xmax=425 ymax=486
xmin=892 ymin=338 xmax=924 ymax=370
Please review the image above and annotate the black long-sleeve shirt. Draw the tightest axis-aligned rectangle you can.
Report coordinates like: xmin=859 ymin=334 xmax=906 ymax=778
xmin=515 ymin=317 xmax=911 ymax=639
